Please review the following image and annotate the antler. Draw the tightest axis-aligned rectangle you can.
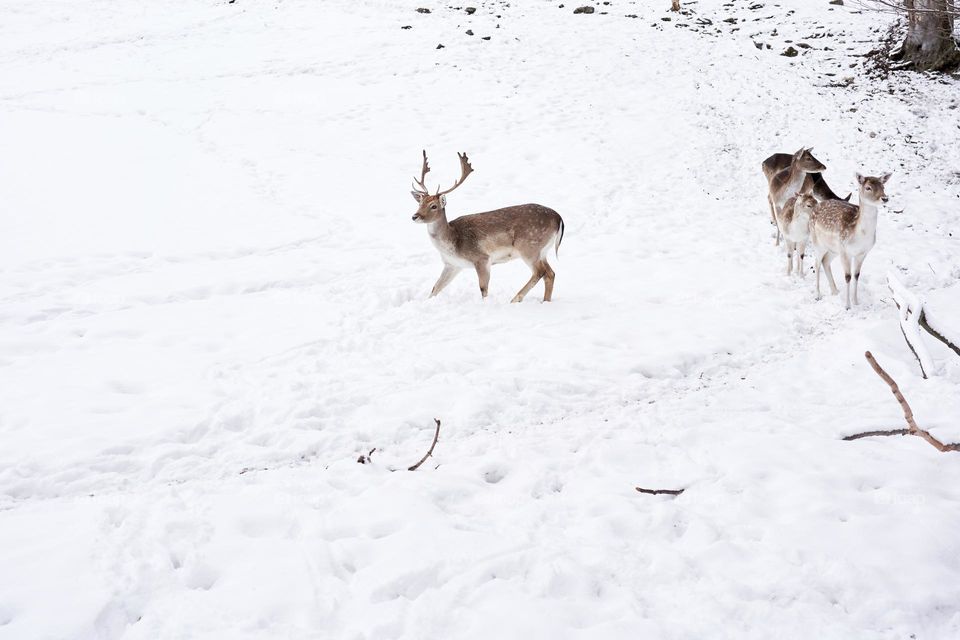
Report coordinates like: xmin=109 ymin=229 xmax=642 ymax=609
xmin=412 ymin=150 xmax=431 ymax=195
xmin=436 ymin=152 xmax=474 ymax=196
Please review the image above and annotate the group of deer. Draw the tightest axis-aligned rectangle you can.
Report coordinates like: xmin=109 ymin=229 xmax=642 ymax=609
xmin=404 ymin=148 xmax=891 ymax=309
xmin=764 ymin=148 xmax=891 ymax=309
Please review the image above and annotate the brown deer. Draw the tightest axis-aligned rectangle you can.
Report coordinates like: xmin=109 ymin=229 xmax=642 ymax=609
xmin=410 ymin=151 xmax=565 ymax=302
xmin=810 ymin=172 xmax=891 ymax=309
xmin=762 ymin=152 xmax=850 ymax=201
xmin=764 ymin=148 xmax=829 ymax=245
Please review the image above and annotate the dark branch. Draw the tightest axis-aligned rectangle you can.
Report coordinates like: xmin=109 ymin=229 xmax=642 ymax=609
xmin=408 ymin=419 xmax=442 ymax=471
xmin=920 ymin=309 xmax=960 ymax=358
xmin=854 ymin=0 xmax=960 ymax=16
xmin=636 ymin=487 xmax=685 ymax=496
xmin=843 ymin=428 xmax=910 ymax=441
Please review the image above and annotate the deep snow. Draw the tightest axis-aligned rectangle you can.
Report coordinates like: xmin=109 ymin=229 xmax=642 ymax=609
xmin=1 ymin=0 xmax=959 ymax=638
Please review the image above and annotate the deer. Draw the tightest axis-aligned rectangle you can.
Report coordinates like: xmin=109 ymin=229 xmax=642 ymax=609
xmin=763 ymin=148 xmax=830 ymax=246
xmin=809 ymin=172 xmax=891 ymax=310
xmin=762 ymin=151 xmax=850 ymax=201
xmin=410 ymin=151 xmax=565 ymax=303
xmin=776 ymin=193 xmax=817 ymax=277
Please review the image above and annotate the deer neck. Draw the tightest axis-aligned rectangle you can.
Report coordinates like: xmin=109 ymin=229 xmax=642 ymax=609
xmin=427 ymin=209 xmax=457 ymax=247
xmin=783 ymin=163 xmax=809 ymax=196
xmin=853 ymin=199 xmax=879 ymax=239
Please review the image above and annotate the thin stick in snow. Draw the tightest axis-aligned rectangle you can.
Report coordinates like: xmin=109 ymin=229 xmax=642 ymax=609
xmin=635 ymin=487 xmax=685 ymax=496
xmin=844 ymin=351 xmax=958 ymax=453
xmin=408 ymin=419 xmax=442 ymax=471
xmin=887 ymin=272 xmax=934 ymax=379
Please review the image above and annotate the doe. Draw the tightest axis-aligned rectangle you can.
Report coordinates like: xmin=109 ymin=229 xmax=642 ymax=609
xmin=809 ymin=172 xmax=891 ymax=309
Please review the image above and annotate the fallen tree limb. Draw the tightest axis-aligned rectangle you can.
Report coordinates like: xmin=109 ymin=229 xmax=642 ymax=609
xmin=408 ymin=418 xmax=441 ymax=471
xmin=919 ymin=307 xmax=960 ymax=359
xmin=844 ymin=351 xmax=958 ymax=452
xmin=887 ymin=272 xmax=934 ymax=378
xmin=635 ymin=487 xmax=685 ymax=496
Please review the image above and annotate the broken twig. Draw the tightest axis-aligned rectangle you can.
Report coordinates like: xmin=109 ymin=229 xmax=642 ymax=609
xmin=635 ymin=487 xmax=685 ymax=496
xmin=844 ymin=351 xmax=958 ymax=452
xmin=357 ymin=448 xmax=376 ymax=464
xmin=408 ymin=419 xmax=441 ymax=471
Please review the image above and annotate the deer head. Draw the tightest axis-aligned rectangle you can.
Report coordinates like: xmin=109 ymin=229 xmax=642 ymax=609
xmin=794 ymin=193 xmax=817 ymax=218
xmin=793 ymin=147 xmax=826 ymax=173
xmin=856 ymin=172 xmax=891 ymax=204
xmin=411 ymin=151 xmax=474 ymax=223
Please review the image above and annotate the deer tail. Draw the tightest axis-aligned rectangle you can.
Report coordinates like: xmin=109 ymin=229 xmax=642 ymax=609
xmin=555 ymin=217 xmax=565 ymax=257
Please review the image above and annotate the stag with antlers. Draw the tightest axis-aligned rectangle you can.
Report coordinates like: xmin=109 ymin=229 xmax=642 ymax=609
xmin=410 ymin=151 xmax=565 ymax=302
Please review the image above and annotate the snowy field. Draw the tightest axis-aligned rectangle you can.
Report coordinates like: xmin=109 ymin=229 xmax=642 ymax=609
xmin=2 ymin=0 xmax=960 ymax=638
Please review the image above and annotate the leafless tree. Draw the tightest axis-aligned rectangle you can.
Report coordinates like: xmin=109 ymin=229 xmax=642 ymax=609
xmin=859 ymin=1 xmax=960 ymax=71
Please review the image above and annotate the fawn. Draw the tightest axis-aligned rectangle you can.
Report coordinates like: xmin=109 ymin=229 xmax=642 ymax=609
xmin=776 ymin=193 xmax=817 ymax=276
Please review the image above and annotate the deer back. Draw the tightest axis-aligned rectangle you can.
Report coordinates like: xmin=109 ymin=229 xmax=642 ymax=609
xmin=450 ymin=204 xmax=563 ymax=260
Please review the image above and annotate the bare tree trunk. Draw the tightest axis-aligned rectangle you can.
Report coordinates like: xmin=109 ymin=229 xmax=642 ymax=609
xmin=897 ymin=0 xmax=960 ymax=70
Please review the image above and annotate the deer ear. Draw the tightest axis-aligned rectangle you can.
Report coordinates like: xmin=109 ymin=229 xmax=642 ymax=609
xmin=439 ymin=194 xmax=447 ymax=207
xmin=411 ymin=191 xmax=424 ymax=203
xmin=881 ymin=172 xmax=892 ymax=184
xmin=795 ymin=147 xmax=805 ymax=157
xmin=855 ymin=173 xmax=865 ymax=185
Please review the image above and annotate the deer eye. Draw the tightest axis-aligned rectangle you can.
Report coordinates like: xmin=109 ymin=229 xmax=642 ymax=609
xmin=431 ymin=204 xmax=438 ymax=210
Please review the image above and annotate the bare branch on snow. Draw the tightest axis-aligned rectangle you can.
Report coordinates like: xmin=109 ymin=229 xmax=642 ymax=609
xmin=635 ymin=487 xmax=685 ymax=496
xmin=844 ymin=351 xmax=959 ymax=452
xmin=408 ymin=419 xmax=442 ymax=471
xmin=887 ymin=272 xmax=934 ymax=379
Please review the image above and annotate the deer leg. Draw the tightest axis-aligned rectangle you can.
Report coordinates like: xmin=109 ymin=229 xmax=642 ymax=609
xmin=851 ymin=253 xmax=867 ymax=306
xmin=797 ymin=241 xmax=806 ymax=278
xmin=430 ymin=264 xmax=460 ymax=298
xmin=541 ymin=260 xmax=556 ymax=302
xmin=785 ymin=242 xmax=794 ymax=275
xmin=474 ymin=261 xmax=491 ymax=299
xmin=815 ymin=251 xmax=822 ymax=299
xmin=841 ymin=254 xmax=852 ymax=310
xmin=821 ymin=253 xmax=839 ymax=295
xmin=511 ymin=261 xmax=544 ymax=303
xmin=769 ymin=195 xmax=781 ymax=246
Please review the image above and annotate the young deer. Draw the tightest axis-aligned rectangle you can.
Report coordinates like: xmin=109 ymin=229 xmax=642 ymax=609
xmin=765 ymin=148 xmax=827 ymax=246
xmin=776 ymin=193 xmax=816 ymax=277
xmin=810 ymin=172 xmax=891 ymax=309
xmin=410 ymin=151 xmax=565 ymax=302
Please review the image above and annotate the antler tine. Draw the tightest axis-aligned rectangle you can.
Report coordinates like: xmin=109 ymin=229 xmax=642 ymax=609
xmin=412 ymin=149 xmax=431 ymax=194
xmin=436 ymin=152 xmax=474 ymax=196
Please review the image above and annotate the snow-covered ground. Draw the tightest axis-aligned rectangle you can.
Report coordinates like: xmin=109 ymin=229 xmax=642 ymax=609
xmin=2 ymin=0 xmax=959 ymax=638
